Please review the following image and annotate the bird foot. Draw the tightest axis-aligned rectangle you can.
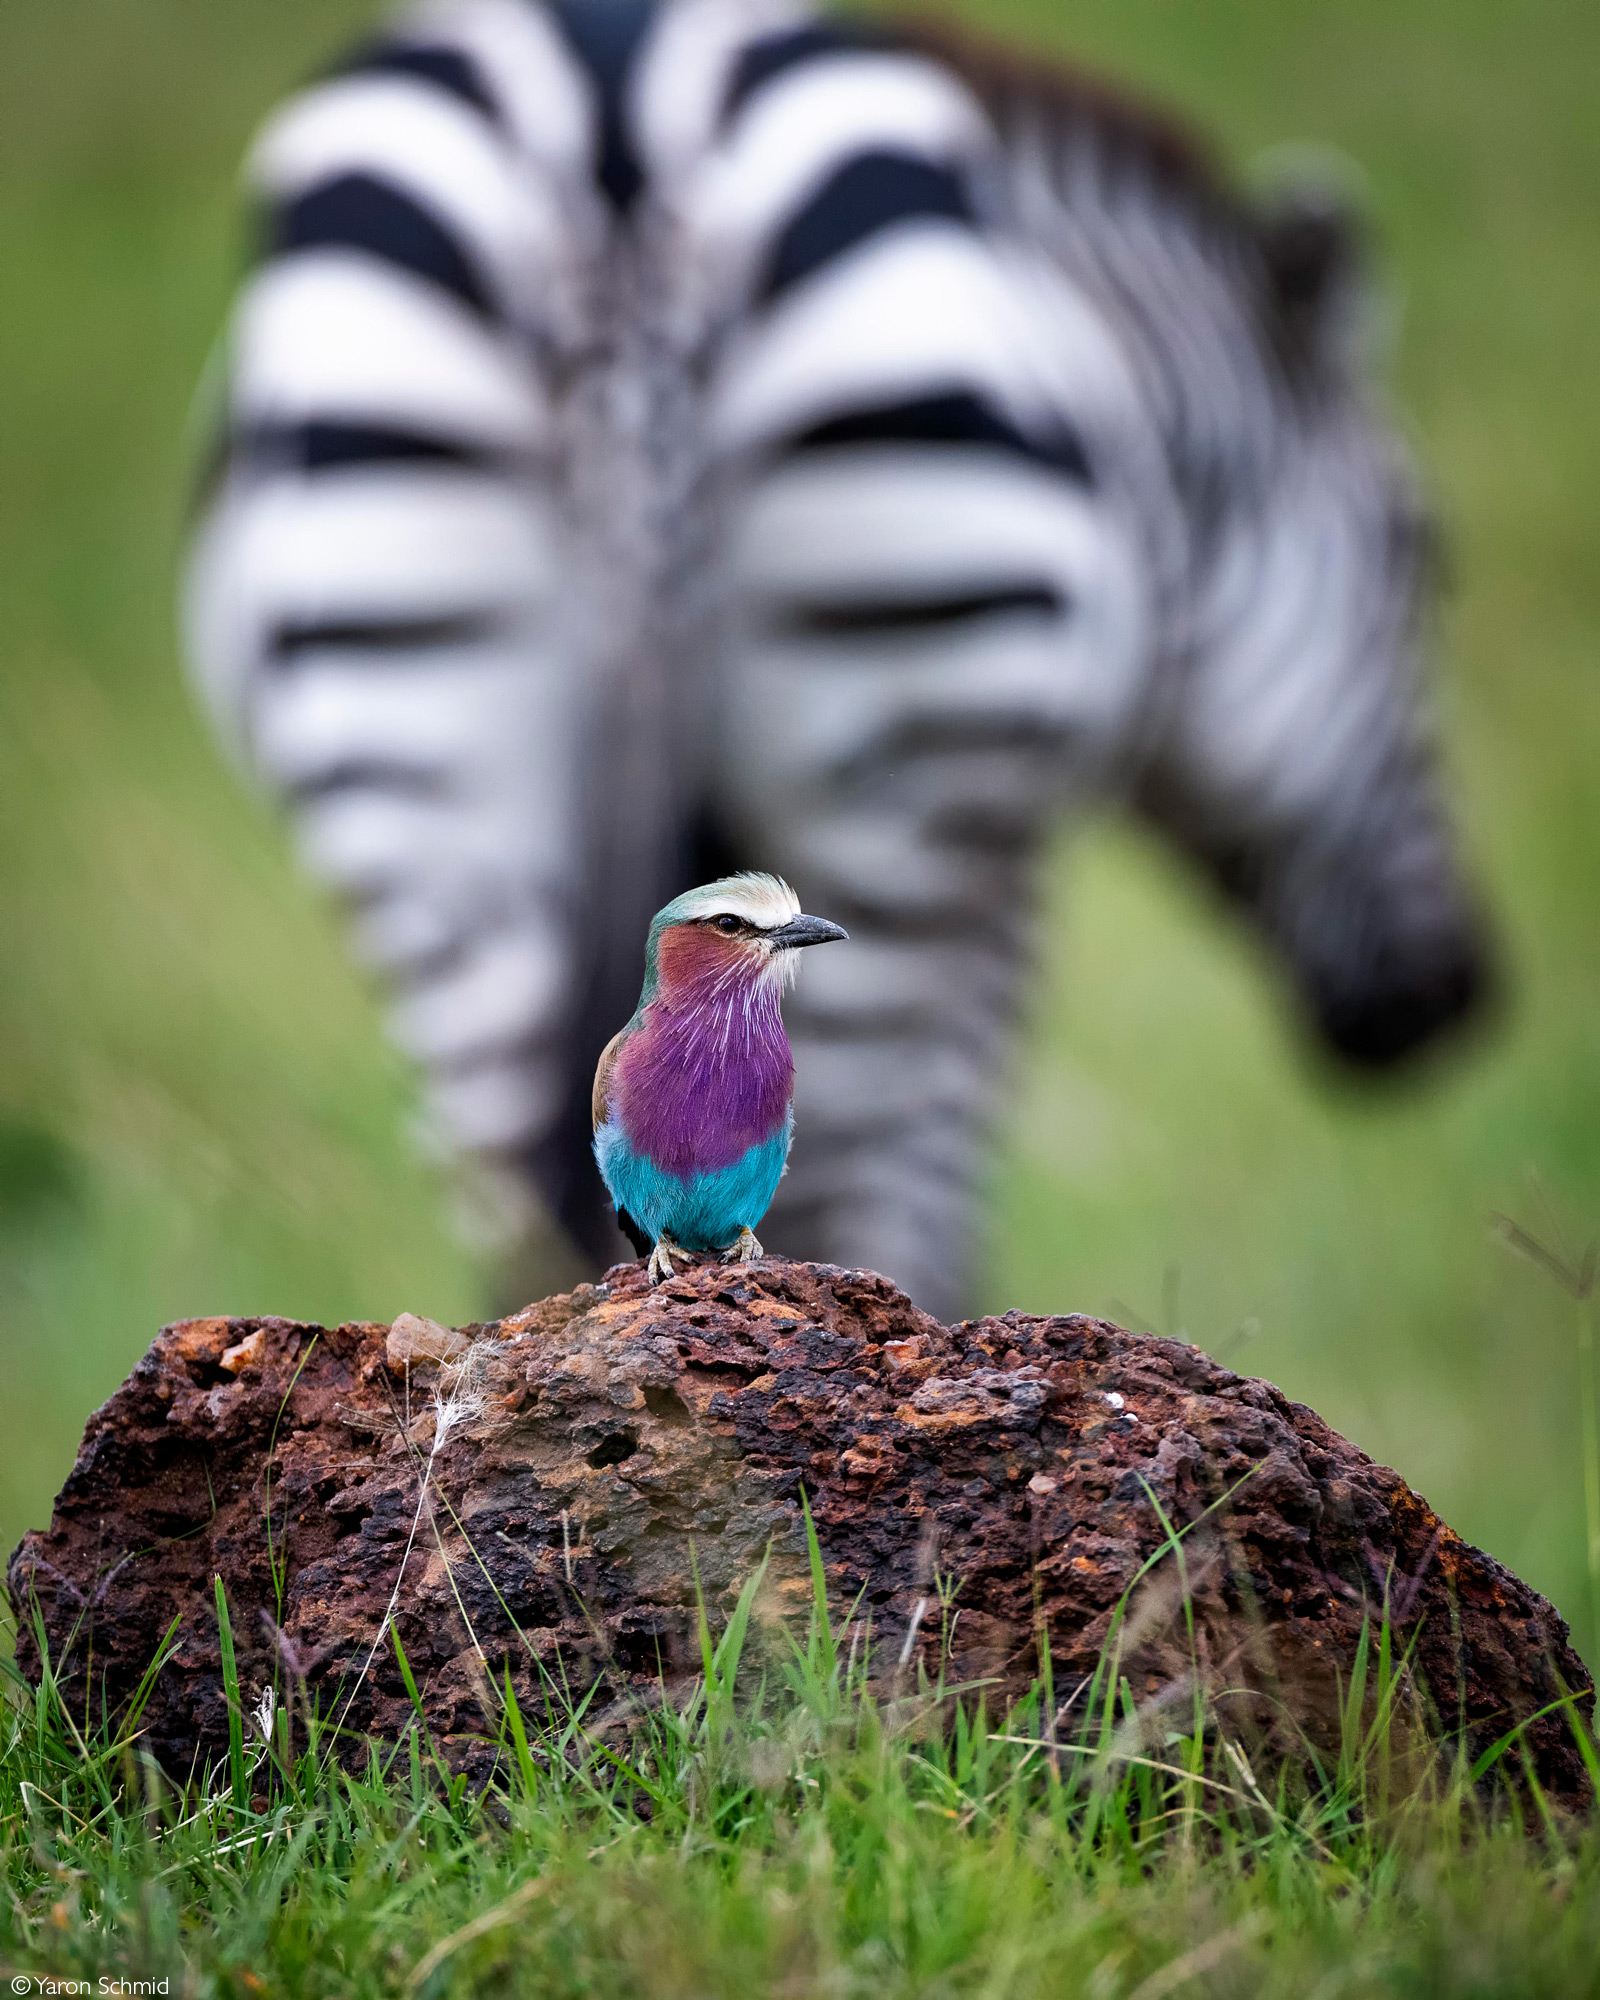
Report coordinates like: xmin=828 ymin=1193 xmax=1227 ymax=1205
xmin=721 ymin=1226 xmax=764 ymax=1266
xmin=647 ymin=1234 xmax=693 ymax=1285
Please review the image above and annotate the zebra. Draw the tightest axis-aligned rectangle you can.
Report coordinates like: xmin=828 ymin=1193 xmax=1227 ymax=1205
xmin=185 ymin=0 xmax=1491 ymax=1323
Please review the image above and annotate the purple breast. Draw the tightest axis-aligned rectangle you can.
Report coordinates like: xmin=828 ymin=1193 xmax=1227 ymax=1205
xmin=615 ymin=986 xmax=794 ymax=1177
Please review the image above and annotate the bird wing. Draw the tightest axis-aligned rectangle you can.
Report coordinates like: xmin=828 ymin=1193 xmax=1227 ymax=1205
xmin=591 ymin=1026 xmax=630 ymax=1132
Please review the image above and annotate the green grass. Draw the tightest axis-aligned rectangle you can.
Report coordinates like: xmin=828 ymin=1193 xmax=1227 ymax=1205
xmin=7 ymin=1522 xmax=1600 ymax=1999
xmin=1 ymin=0 xmax=1598 ymax=1616
xmin=2 ymin=0 xmax=1599 ymax=1982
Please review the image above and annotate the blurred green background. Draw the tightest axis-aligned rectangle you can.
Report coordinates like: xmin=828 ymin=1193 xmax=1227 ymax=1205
xmin=1 ymin=0 xmax=1596 ymax=1654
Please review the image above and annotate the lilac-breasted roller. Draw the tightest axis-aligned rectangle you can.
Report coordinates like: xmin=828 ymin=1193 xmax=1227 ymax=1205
xmin=591 ymin=875 xmax=847 ymax=1283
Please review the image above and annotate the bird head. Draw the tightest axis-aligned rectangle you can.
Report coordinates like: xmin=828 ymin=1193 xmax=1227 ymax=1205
xmin=640 ymin=874 xmax=848 ymax=1006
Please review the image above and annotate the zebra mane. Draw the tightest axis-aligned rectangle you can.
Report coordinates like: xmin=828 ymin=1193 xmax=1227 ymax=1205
xmin=895 ymin=14 xmax=1232 ymax=220
xmin=895 ymin=12 xmax=1368 ymax=418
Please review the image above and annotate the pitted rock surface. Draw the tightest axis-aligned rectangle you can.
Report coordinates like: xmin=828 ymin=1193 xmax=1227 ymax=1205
xmin=7 ymin=1260 xmax=1592 ymax=1804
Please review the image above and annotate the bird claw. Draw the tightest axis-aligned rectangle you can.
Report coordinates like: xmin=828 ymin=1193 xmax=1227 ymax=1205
xmin=721 ymin=1226 xmax=763 ymax=1266
xmin=647 ymin=1235 xmax=692 ymax=1284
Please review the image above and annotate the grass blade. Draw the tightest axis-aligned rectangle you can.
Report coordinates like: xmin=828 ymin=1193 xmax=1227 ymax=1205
xmin=214 ymin=1573 xmax=248 ymax=1813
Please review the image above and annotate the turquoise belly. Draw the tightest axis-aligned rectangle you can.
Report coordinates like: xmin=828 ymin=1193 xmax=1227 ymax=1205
xmin=593 ymin=1116 xmax=792 ymax=1251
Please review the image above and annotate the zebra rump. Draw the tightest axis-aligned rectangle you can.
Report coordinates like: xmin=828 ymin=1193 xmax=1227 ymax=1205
xmin=185 ymin=0 xmax=1491 ymax=1321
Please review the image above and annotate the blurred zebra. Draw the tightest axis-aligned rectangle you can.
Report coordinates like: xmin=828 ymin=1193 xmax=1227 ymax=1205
xmin=186 ymin=0 xmax=1491 ymax=1321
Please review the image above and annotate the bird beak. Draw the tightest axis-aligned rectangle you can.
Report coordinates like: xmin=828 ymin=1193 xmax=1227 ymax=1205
xmin=766 ymin=914 xmax=849 ymax=949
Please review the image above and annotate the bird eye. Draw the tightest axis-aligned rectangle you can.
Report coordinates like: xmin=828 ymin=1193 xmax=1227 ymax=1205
xmin=714 ymin=914 xmax=741 ymax=935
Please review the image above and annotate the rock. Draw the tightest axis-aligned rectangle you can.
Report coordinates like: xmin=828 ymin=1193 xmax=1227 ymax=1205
xmin=386 ymin=1311 xmax=471 ymax=1369
xmin=6 ymin=1261 xmax=1593 ymax=1805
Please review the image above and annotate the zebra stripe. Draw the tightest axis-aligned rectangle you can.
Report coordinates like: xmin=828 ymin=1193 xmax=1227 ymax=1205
xmin=337 ymin=37 xmax=508 ymax=126
xmin=251 ymin=72 xmax=564 ymax=325
xmin=759 ymin=151 xmax=974 ymax=301
xmin=233 ymin=420 xmax=512 ymax=476
xmin=720 ymin=23 xmax=877 ymax=127
xmin=544 ymin=0 xmax=656 ymax=209
xmin=229 ymin=257 xmax=548 ymax=444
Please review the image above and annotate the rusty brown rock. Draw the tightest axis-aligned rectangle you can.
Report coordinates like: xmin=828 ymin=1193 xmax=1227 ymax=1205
xmin=6 ymin=1260 xmax=1593 ymax=1805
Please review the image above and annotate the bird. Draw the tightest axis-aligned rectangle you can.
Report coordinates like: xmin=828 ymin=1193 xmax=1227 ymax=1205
xmin=591 ymin=873 xmax=847 ymax=1283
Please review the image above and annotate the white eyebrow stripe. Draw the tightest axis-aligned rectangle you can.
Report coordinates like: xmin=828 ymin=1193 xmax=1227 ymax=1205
xmin=675 ymin=875 xmax=801 ymax=928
